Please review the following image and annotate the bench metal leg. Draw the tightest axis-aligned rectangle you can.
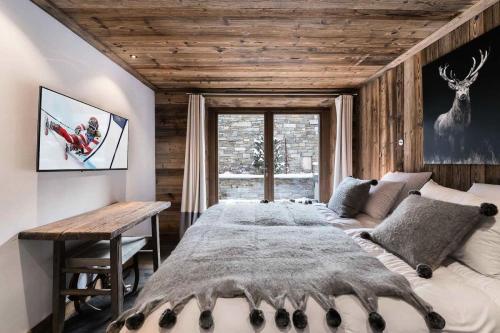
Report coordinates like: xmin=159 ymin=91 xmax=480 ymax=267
xmin=151 ymin=214 xmax=161 ymax=272
xmin=52 ymin=241 xmax=66 ymax=333
xmin=110 ymin=236 xmax=123 ymax=319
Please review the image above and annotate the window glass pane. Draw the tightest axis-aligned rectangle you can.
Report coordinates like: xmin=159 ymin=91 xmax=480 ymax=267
xmin=273 ymin=114 xmax=320 ymax=201
xmin=218 ymin=114 xmax=265 ymax=201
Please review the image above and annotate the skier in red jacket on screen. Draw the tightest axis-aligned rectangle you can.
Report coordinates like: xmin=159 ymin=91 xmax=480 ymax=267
xmin=46 ymin=116 xmax=101 ymax=156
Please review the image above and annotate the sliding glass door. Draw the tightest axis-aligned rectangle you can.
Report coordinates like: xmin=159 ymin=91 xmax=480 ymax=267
xmin=273 ymin=114 xmax=320 ymax=201
xmin=217 ymin=114 xmax=265 ymax=201
xmin=209 ymin=109 xmax=328 ymax=205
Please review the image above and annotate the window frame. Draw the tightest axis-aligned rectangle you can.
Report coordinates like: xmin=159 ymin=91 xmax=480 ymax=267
xmin=207 ymin=108 xmax=332 ymax=206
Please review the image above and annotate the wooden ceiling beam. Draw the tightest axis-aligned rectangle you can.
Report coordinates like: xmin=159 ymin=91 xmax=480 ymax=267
xmin=137 ymin=65 xmax=379 ymax=71
xmin=49 ymin=0 xmax=478 ymax=11
xmin=102 ymin=36 xmax=424 ymax=48
xmin=63 ymin=8 xmax=461 ymax=20
xmin=107 ymin=46 xmax=408 ymax=56
xmin=73 ymin=17 xmax=445 ymax=28
xmin=140 ymin=71 xmax=376 ymax=79
xmin=154 ymin=81 xmax=363 ymax=89
xmin=79 ymin=25 xmax=442 ymax=40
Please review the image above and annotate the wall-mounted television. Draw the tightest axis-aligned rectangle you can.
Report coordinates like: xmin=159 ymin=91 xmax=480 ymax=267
xmin=37 ymin=87 xmax=129 ymax=171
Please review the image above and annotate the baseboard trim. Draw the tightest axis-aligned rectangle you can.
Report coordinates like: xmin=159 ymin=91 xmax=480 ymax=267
xmin=29 ymin=314 xmax=52 ymax=333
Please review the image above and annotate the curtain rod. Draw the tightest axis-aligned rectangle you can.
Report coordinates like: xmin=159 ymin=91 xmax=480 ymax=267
xmin=186 ymin=93 xmax=357 ymax=96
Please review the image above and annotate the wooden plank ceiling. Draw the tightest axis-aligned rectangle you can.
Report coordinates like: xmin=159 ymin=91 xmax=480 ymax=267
xmin=36 ymin=0 xmax=482 ymax=90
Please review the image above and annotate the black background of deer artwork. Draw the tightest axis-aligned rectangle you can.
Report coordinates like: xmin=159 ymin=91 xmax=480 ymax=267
xmin=423 ymin=25 xmax=500 ymax=165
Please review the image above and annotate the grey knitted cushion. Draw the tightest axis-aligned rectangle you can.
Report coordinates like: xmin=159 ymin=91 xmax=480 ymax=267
xmin=362 ymin=180 xmax=405 ymax=219
xmin=328 ymin=177 xmax=377 ymax=218
xmin=366 ymin=194 xmax=497 ymax=275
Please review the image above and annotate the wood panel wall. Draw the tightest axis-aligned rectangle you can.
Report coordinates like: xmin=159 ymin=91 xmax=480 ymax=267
xmin=155 ymin=93 xmax=343 ymax=236
xmin=356 ymin=2 xmax=500 ymax=190
xmin=156 ymin=92 xmax=189 ymax=237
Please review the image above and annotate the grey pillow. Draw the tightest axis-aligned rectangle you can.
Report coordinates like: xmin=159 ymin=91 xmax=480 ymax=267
xmin=362 ymin=193 xmax=497 ymax=278
xmin=381 ymin=172 xmax=432 ymax=210
xmin=328 ymin=177 xmax=377 ymax=218
xmin=362 ymin=180 xmax=405 ymax=220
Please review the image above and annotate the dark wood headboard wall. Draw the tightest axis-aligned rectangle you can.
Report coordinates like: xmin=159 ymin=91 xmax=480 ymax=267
xmin=155 ymin=92 xmax=342 ymax=236
xmin=355 ymin=2 xmax=500 ymax=191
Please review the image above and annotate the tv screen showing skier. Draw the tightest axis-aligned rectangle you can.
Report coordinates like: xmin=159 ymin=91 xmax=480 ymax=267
xmin=37 ymin=87 xmax=129 ymax=171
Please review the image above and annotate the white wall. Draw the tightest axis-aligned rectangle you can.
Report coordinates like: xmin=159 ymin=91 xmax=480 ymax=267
xmin=0 ymin=1 xmax=156 ymax=331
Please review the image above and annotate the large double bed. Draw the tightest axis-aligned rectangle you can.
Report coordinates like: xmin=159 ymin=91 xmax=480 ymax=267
xmin=112 ymin=180 xmax=500 ymax=333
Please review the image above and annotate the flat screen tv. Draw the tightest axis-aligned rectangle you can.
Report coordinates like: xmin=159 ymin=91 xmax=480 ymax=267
xmin=37 ymin=87 xmax=129 ymax=171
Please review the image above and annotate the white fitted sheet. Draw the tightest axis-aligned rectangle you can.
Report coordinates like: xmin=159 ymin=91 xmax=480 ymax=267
xmin=316 ymin=204 xmax=382 ymax=229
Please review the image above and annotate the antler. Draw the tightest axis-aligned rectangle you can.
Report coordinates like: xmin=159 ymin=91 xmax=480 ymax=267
xmin=463 ymin=49 xmax=489 ymax=82
xmin=439 ymin=64 xmax=457 ymax=85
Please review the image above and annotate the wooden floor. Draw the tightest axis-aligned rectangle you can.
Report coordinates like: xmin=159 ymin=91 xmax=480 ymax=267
xmin=63 ymin=244 xmax=175 ymax=333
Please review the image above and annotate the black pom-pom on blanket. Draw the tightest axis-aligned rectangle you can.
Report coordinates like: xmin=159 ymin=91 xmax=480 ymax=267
xmin=292 ymin=309 xmax=308 ymax=329
xmin=199 ymin=310 xmax=214 ymax=330
xmin=275 ymin=308 xmax=290 ymax=328
xmin=416 ymin=263 xmax=433 ymax=279
xmin=371 ymin=179 xmax=379 ymax=186
xmin=359 ymin=231 xmax=372 ymax=240
xmin=249 ymin=309 xmax=265 ymax=328
xmin=368 ymin=312 xmax=386 ymax=332
xmin=426 ymin=311 xmax=446 ymax=329
xmin=158 ymin=308 xmax=177 ymax=329
xmin=326 ymin=308 xmax=342 ymax=328
xmin=125 ymin=312 xmax=145 ymax=330
xmin=480 ymin=203 xmax=498 ymax=217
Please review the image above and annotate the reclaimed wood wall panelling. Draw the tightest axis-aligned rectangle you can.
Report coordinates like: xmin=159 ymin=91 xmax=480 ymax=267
xmin=356 ymin=2 xmax=500 ymax=190
xmin=156 ymin=93 xmax=188 ymax=235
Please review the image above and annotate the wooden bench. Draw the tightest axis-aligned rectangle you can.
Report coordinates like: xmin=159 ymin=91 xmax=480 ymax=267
xmin=19 ymin=201 xmax=171 ymax=333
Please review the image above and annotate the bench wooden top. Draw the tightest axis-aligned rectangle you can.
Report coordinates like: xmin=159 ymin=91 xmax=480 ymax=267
xmin=19 ymin=201 xmax=170 ymax=241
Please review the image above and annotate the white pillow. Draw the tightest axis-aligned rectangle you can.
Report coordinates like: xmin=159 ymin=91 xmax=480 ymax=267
xmin=421 ymin=180 xmax=500 ymax=279
xmin=468 ymin=183 xmax=500 ymax=200
xmin=421 ymin=179 xmax=484 ymax=205
xmin=381 ymin=171 xmax=432 ymax=210
xmin=362 ymin=180 xmax=405 ymax=220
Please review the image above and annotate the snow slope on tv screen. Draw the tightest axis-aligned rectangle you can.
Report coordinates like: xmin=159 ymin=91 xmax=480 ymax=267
xmin=38 ymin=88 xmax=128 ymax=171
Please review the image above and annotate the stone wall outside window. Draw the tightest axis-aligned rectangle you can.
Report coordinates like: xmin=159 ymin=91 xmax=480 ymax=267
xmin=218 ymin=114 xmax=319 ymax=175
xmin=217 ymin=114 xmax=320 ymax=200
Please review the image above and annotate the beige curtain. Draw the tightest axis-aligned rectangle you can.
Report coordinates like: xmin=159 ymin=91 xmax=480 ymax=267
xmin=333 ymin=95 xmax=353 ymax=191
xmin=180 ymin=94 xmax=207 ymax=237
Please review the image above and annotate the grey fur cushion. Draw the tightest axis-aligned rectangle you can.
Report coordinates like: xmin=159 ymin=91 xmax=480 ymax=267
xmin=368 ymin=193 xmax=496 ymax=271
xmin=381 ymin=172 xmax=432 ymax=210
xmin=328 ymin=177 xmax=377 ymax=218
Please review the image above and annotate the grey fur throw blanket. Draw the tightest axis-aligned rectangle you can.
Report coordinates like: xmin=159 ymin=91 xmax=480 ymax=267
xmin=108 ymin=202 xmax=445 ymax=332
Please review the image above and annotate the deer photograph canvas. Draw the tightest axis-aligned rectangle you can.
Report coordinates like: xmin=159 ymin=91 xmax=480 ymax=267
xmin=423 ymin=25 xmax=500 ymax=165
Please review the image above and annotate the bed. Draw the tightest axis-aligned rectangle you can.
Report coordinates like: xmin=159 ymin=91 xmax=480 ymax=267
xmin=111 ymin=200 xmax=500 ymax=333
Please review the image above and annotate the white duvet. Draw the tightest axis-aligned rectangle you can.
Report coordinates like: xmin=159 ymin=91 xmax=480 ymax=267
xmin=120 ymin=210 xmax=500 ymax=333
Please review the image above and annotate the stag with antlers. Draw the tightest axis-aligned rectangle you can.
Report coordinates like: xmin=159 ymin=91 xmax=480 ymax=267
xmin=434 ymin=49 xmax=489 ymax=158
